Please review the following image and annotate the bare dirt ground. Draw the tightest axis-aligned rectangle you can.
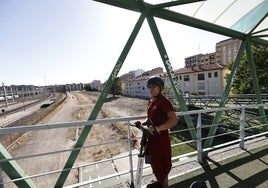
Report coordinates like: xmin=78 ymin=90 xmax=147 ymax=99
xmin=4 ymin=91 xmax=147 ymax=188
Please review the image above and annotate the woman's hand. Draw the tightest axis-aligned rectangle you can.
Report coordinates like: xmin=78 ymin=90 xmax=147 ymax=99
xmin=148 ymin=125 xmax=161 ymax=135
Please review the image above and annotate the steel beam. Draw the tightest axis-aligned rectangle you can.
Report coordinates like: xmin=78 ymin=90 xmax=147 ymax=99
xmin=203 ymin=40 xmax=248 ymax=149
xmin=94 ymin=0 xmax=246 ymax=40
xmin=94 ymin=0 xmax=268 ymax=47
xmin=245 ymin=41 xmax=267 ymax=128
xmin=151 ymin=0 xmax=206 ymax=9
xmin=0 ymin=144 xmax=37 ymax=188
xmin=55 ymin=12 xmax=147 ymax=187
xmin=146 ymin=15 xmax=196 ymax=140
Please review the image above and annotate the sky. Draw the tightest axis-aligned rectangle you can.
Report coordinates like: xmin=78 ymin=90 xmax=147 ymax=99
xmin=0 ymin=0 xmax=229 ymax=86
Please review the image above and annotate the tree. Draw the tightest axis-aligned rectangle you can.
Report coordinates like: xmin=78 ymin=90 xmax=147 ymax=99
xmin=103 ymin=77 xmax=122 ymax=98
xmin=226 ymin=45 xmax=268 ymax=94
xmin=84 ymin=84 xmax=92 ymax=91
xmin=111 ymin=77 xmax=122 ymax=97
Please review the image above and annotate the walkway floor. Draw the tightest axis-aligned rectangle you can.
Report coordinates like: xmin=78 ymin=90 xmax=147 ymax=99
xmin=168 ymin=137 xmax=268 ymax=188
xmin=79 ymin=136 xmax=268 ymax=188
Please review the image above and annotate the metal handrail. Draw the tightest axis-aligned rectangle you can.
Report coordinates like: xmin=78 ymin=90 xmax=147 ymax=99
xmin=0 ymin=103 xmax=267 ymax=187
xmin=1 ymin=103 xmax=266 ymax=135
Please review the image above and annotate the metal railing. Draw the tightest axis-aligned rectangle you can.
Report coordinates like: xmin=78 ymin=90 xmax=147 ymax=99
xmin=0 ymin=104 xmax=267 ymax=187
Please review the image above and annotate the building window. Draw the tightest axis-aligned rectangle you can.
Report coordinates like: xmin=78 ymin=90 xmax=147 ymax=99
xmin=184 ymin=82 xmax=190 ymax=91
xmin=184 ymin=75 xmax=190 ymax=81
xmin=214 ymin=72 xmax=218 ymax=77
xmin=208 ymin=73 xmax=211 ymax=78
xmin=198 ymin=83 xmax=205 ymax=90
xmin=179 ymin=76 xmax=182 ymax=80
xmin=198 ymin=73 xmax=205 ymax=80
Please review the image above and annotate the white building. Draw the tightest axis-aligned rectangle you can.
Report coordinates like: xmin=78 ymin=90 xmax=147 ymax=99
xmin=175 ymin=63 xmax=227 ymax=96
xmin=120 ymin=69 xmax=144 ymax=80
xmin=91 ymin=80 xmax=102 ymax=91
xmin=121 ymin=68 xmax=166 ymax=99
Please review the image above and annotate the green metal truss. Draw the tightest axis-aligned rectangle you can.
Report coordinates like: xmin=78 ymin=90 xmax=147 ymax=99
xmin=245 ymin=41 xmax=267 ymax=127
xmin=204 ymin=39 xmax=267 ymax=149
xmin=146 ymin=14 xmax=196 ymax=139
xmin=0 ymin=144 xmax=37 ymax=188
xmin=55 ymin=11 xmax=148 ymax=187
xmin=1 ymin=1 xmax=267 ymax=187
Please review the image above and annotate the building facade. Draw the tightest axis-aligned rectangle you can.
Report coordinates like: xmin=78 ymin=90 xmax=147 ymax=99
xmin=120 ymin=69 xmax=144 ymax=80
xmin=121 ymin=64 xmax=226 ymax=98
xmin=91 ymin=80 xmax=101 ymax=91
xmin=175 ymin=63 xmax=226 ymax=96
xmin=121 ymin=68 xmax=166 ymax=99
xmin=185 ymin=52 xmax=216 ymax=68
xmin=119 ymin=38 xmax=241 ymax=98
xmin=215 ymin=38 xmax=242 ymax=65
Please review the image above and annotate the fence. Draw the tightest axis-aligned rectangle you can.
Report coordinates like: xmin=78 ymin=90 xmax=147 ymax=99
xmin=0 ymin=104 xmax=267 ymax=187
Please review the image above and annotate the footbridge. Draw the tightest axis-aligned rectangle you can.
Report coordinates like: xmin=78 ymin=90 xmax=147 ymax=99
xmin=1 ymin=0 xmax=268 ymax=187
xmin=182 ymin=94 xmax=268 ymax=109
xmin=0 ymin=103 xmax=268 ymax=187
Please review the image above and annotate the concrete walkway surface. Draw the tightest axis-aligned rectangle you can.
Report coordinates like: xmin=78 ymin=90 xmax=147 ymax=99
xmin=168 ymin=137 xmax=268 ymax=188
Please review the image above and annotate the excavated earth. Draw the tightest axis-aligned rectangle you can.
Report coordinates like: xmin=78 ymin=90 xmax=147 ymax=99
xmin=4 ymin=91 xmax=148 ymax=187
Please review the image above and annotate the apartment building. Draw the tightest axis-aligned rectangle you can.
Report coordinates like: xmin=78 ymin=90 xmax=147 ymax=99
xmin=120 ymin=69 xmax=144 ymax=80
xmin=121 ymin=67 xmax=166 ymax=99
xmin=141 ymin=67 xmax=163 ymax=76
xmin=216 ymin=38 xmax=242 ymax=65
xmin=65 ymin=83 xmax=84 ymax=91
xmin=122 ymin=76 xmax=150 ymax=98
xmin=175 ymin=63 xmax=226 ymax=96
xmin=185 ymin=52 xmax=216 ymax=68
xmin=173 ymin=38 xmax=241 ymax=96
xmin=120 ymin=38 xmax=241 ymax=97
xmin=121 ymin=62 xmax=226 ymax=97
xmin=91 ymin=80 xmax=101 ymax=90
xmin=0 ymin=85 xmax=44 ymax=96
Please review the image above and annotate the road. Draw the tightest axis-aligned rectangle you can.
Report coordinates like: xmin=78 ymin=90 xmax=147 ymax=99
xmin=3 ymin=91 xmax=147 ymax=188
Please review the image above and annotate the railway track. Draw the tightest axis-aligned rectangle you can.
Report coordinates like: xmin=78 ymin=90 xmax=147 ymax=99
xmin=0 ymin=93 xmax=65 ymax=148
xmin=0 ymin=95 xmax=51 ymax=118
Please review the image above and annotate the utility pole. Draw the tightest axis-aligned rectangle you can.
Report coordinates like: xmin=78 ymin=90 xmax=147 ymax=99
xmin=43 ymin=75 xmax=47 ymax=96
xmin=10 ymin=86 xmax=15 ymax=103
xmin=2 ymin=82 xmax=8 ymax=108
xmin=22 ymin=86 xmax=25 ymax=111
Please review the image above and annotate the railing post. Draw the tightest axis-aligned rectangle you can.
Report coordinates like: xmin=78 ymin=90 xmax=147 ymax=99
xmin=239 ymin=107 xmax=245 ymax=149
xmin=127 ymin=122 xmax=135 ymax=187
xmin=197 ymin=113 xmax=203 ymax=163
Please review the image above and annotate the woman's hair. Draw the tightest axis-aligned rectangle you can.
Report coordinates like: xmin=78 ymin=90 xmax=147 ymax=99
xmin=147 ymin=76 xmax=164 ymax=90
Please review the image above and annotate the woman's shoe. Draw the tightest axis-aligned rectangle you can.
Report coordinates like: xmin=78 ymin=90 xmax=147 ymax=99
xmin=146 ymin=181 xmax=162 ymax=188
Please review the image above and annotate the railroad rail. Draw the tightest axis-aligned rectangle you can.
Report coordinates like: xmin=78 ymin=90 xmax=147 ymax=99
xmin=0 ymin=94 xmax=51 ymax=118
xmin=0 ymin=93 xmax=66 ymax=148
